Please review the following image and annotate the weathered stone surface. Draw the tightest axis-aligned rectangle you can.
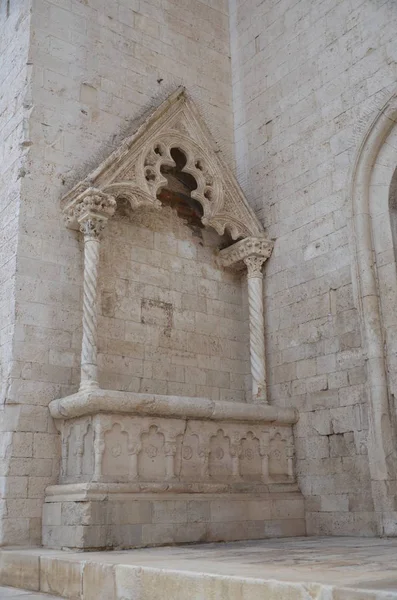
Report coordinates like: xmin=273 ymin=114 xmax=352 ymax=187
xmin=0 ymin=551 xmax=40 ymax=591
xmin=2 ymin=538 xmax=397 ymax=599
xmin=83 ymin=563 xmax=116 ymax=600
xmin=42 ymin=394 xmax=302 ymax=548
xmin=2 ymin=0 xmax=397 ymax=546
xmin=40 ymin=557 xmax=82 ymax=599
xmin=42 ymin=490 xmax=305 ymax=550
xmin=0 ymin=587 xmax=63 ymax=599
xmin=42 ymin=494 xmax=286 ymax=551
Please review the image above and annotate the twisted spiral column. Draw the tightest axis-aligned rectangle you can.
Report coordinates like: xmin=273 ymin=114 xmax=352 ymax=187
xmin=244 ymin=256 xmax=267 ymax=404
xmin=63 ymin=188 xmax=116 ymax=392
xmin=78 ymin=216 xmax=107 ymax=391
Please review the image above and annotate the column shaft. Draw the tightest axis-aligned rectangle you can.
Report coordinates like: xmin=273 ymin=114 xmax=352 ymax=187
xmin=81 ymin=235 xmax=100 ymax=390
xmin=246 ymin=272 xmax=267 ymax=403
xmin=218 ymin=237 xmax=273 ymax=405
xmin=79 ymin=220 xmax=102 ymax=391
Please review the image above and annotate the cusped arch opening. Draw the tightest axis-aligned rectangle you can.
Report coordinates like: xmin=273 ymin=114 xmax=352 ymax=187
xmin=154 ymin=146 xmax=234 ymax=246
xmin=157 ymin=147 xmax=203 ymax=233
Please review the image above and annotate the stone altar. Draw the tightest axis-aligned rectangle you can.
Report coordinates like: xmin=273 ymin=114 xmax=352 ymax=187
xmin=43 ymin=390 xmax=303 ymax=549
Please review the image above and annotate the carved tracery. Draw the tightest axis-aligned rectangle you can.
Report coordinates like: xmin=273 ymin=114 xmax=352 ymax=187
xmin=61 ymin=87 xmax=264 ymax=241
xmin=139 ymin=135 xmax=222 ymax=226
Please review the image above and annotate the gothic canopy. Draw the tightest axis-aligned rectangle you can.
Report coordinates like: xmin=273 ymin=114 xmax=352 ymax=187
xmin=61 ymin=87 xmax=264 ymax=241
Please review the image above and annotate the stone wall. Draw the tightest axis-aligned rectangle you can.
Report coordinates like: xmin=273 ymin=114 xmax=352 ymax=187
xmin=2 ymin=0 xmax=397 ymax=545
xmin=0 ymin=0 xmax=41 ymax=544
xmin=98 ymin=209 xmax=249 ymax=401
xmin=0 ymin=0 xmax=29 ymax=402
xmin=2 ymin=0 xmax=235 ymax=544
xmin=230 ymin=0 xmax=397 ymax=535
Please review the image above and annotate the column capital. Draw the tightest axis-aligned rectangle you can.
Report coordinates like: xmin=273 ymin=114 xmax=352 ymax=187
xmin=244 ymin=255 xmax=266 ymax=278
xmin=63 ymin=187 xmax=116 ymax=236
xmin=218 ymin=236 xmax=274 ymax=271
xmin=78 ymin=215 xmax=108 ymax=240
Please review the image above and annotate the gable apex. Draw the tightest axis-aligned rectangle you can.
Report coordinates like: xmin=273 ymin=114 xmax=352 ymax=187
xmin=62 ymin=88 xmax=264 ymax=240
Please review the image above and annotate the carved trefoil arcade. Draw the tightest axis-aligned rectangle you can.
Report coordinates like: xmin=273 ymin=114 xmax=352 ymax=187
xmin=60 ymin=415 xmax=296 ymax=487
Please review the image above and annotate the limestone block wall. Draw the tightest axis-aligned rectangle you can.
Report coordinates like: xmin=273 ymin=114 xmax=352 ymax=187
xmin=0 ymin=0 xmax=46 ymax=544
xmin=0 ymin=0 xmax=30 ymax=401
xmin=1 ymin=0 xmax=235 ymax=545
xmin=97 ymin=209 xmax=249 ymax=401
xmin=4 ymin=0 xmax=397 ymax=546
xmin=230 ymin=0 xmax=397 ymax=535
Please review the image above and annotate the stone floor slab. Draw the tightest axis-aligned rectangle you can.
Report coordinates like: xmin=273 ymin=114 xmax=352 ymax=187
xmin=2 ymin=537 xmax=397 ymax=599
xmin=0 ymin=588 xmax=63 ymax=599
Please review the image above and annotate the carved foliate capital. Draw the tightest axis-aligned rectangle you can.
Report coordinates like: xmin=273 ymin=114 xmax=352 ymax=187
xmin=218 ymin=236 xmax=274 ymax=273
xmin=244 ymin=255 xmax=266 ymax=278
xmin=79 ymin=216 xmax=108 ymax=240
xmin=63 ymin=187 xmax=116 ymax=237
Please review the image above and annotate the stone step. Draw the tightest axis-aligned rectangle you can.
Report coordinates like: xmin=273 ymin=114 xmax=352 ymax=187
xmin=1 ymin=538 xmax=397 ymax=600
xmin=0 ymin=586 xmax=63 ymax=599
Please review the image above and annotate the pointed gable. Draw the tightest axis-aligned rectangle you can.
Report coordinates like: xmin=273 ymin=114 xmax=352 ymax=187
xmin=62 ymin=87 xmax=263 ymax=241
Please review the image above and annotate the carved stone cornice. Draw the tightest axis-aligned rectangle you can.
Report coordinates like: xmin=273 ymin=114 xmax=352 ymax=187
xmin=49 ymin=389 xmax=298 ymax=422
xmin=218 ymin=236 xmax=274 ymax=271
xmin=63 ymin=187 xmax=117 ymax=236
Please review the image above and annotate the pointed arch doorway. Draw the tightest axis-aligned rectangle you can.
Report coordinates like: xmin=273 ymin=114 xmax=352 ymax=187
xmin=351 ymin=91 xmax=397 ymax=535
